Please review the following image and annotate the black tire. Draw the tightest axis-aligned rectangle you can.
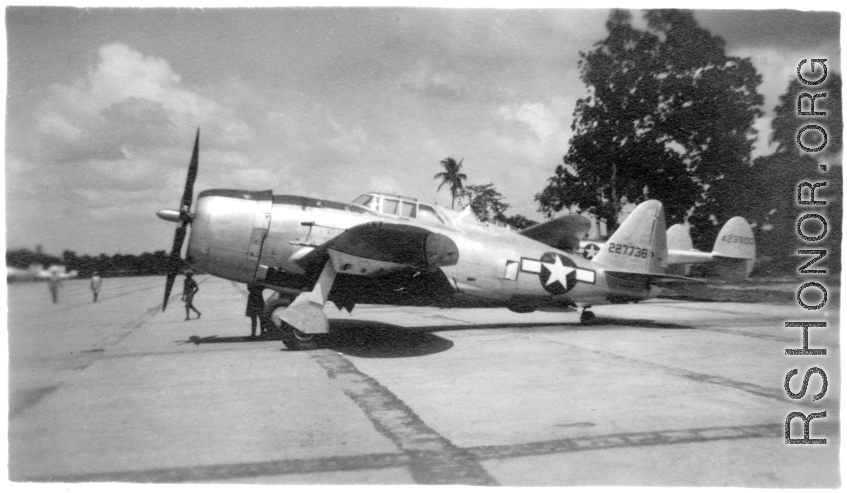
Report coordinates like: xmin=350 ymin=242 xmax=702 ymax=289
xmin=261 ymin=296 xmax=288 ymax=334
xmin=264 ymin=296 xmax=320 ymax=351
xmin=580 ymin=310 xmax=596 ymax=325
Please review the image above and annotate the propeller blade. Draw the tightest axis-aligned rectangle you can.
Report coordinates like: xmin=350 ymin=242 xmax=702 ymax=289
xmin=162 ymin=129 xmax=200 ymax=311
xmin=163 ymin=271 xmax=178 ymax=311
xmin=162 ymin=223 xmax=187 ymax=311
xmin=181 ymin=129 xmax=200 ymax=213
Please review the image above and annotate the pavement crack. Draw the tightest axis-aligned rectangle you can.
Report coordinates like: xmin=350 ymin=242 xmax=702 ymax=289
xmin=9 ymin=385 xmax=61 ymax=420
xmin=26 ymin=422 xmax=783 ymax=483
xmin=467 ymin=423 xmax=781 ymax=461
xmin=310 ymin=351 xmax=498 ymax=486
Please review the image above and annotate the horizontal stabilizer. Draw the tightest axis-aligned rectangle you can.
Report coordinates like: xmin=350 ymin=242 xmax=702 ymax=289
xmin=668 ymin=249 xmax=714 ymax=265
xmin=520 ymin=215 xmax=592 ymax=251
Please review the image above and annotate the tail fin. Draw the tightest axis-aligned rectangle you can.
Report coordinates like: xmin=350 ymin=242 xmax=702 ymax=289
xmin=712 ymin=216 xmax=756 ymax=279
xmin=667 ymin=224 xmax=693 ymax=251
xmin=592 ymin=200 xmax=667 ymax=274
xmin=712 ymin=217 xmax=756 ymax=259
xmin=666 ymin=224 xmax=693 ymax=275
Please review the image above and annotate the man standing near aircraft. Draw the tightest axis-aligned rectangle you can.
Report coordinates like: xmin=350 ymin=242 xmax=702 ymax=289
xmin=182 ymin=271 xmax=201 ymax=321
xmin=47 ymin=268 xmax=63 ymax=303
xmin=90 ymin=272 xmax=102 ymax=302
xmin=246 ymin=284 xmax=267 ymax=339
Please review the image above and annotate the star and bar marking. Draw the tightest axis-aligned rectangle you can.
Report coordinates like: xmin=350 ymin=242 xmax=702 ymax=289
xmin=520 ymin=253 xmax=595 ymax=295
xmin=582 ymin=243 xmax=601 ymax=259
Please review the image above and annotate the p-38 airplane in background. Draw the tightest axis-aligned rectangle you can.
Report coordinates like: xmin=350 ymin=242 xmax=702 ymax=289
xmin=6 ymin=264 xmax=79 ymax=283
xmin=577 ymin=218 xmax=756 ymax=278
xmin=157 ymin=131 xmax=756 ymax=350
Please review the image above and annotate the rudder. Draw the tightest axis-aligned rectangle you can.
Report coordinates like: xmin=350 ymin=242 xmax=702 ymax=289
xmin=592 ymin=200 xmax=667 ymax=274
xmin=713 ymin=217 xmax=756 ymax=260
xmin=712 ymin=216 xmax=756 ymax=278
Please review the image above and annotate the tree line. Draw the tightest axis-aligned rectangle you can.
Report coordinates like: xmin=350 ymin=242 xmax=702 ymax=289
xmin=434 ymin=157 xmax=539 ymax=229
xmin=439 ymin=9 xmax=841 ymax=277
xmin=6 ymin=248 xmax=187 ymax=278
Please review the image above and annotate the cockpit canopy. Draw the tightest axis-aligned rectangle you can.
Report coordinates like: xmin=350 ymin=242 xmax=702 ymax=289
xmin=352 ymin=192 xmax=445 ymax=225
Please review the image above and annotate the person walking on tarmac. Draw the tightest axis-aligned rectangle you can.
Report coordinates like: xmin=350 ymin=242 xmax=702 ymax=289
xmin=182 ymin=271 xmax=201 ymax=321
xmin=246 ymin=283 xmax=267 ymax=339
xmin=48 ymin=268 xmax=63 ymax=303
xmin=90 ymin=271 xmax=102 ymax=302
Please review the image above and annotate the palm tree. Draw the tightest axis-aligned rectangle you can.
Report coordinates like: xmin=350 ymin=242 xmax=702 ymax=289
xmin=434 ymin=157 xmax=467 ymax=209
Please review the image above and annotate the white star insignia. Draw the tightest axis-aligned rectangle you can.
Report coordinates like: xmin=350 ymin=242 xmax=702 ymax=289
xmin=542 ymin=255 xmax=575 ymax=287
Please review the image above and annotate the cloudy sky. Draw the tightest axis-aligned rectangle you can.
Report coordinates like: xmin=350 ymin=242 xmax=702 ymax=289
xmin=3 ymin=4 xmax=841 ymax=256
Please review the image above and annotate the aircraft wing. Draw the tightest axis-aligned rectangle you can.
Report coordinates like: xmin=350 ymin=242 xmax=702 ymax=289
xmin=302 ymin=222 xmax=459 ymax=276
xmin=520 ymin=215 xmax=592 ymax=251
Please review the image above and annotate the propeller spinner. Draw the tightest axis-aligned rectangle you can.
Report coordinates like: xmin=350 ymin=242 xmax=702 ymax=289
xmin=159 ymin=129 xmax=200 ymax=311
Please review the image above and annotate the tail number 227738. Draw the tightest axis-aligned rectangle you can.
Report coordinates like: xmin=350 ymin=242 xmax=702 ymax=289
xmin=607 ymin=242 xmax=652 ymax=258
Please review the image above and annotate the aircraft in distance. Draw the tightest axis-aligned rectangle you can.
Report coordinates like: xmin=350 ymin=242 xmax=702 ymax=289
xmin=6 ymin=264 xmax=79 ymax=283
xmin=577 ymin=218 xmax=757 ymax=279
xmin=157 ymin=131 xmax=756 ymax=350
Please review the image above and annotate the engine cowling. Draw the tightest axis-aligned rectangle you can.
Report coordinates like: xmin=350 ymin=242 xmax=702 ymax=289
xmin=188 ymin=189 xmax=273 ymax=283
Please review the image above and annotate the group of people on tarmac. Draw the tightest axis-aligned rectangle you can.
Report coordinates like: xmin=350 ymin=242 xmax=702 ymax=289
xmin=183 ymin=275 xmax=270 ymax=339
xmin=47 ymin=270 xmax=100 ymax=303
xmin=49 ymin=269 xmax=272 ymax=339
xmin=183 ymin=273 xmax=269 ymax=339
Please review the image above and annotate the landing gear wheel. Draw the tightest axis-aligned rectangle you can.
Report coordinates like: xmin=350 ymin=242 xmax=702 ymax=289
xmin=580 ymin=310 xmax=596 ymax=325
xmin=262 ymin=296 xmax=289 ymax=335
xmin=279 ymin=323 xmax=319 ymax=351
xmin=264 ymin=296 xmax=319 ymax=351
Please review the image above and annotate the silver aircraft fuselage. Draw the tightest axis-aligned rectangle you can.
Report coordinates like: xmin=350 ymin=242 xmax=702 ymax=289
xmin=187 ymin=190 xmax=659 ymax=311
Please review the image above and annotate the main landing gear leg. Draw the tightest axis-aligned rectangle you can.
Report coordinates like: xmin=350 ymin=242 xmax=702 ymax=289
xmin=271 ymin=261 xmax=337 ymax=350
xmin=580 ymin=307 xmax=596 ymax=325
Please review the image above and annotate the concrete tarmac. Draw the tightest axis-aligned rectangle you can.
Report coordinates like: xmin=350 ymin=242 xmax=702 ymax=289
xmin=7 ymin=276 xmax=841 ymax=486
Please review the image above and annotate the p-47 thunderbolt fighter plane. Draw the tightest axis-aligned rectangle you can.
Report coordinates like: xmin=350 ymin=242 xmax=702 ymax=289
xmin=158 ymin=132 xmax=750 ymax=350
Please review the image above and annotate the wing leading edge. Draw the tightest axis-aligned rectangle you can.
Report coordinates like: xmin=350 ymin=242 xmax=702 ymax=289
xmin=322 ymin=222 xmax=459 ymax=276
xmin=519 ymin=215 xmax=592 ymax=251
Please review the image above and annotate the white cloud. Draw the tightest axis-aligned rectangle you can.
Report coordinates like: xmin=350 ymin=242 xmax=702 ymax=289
xmin=34 ymin=43 xmax=251 ymax=162
xmin=369 ymin=175 xmax=401 ymax=194
xmin=497 ymin=98 xmax=571 ymax=144
xmin=36 ymin=113 xmax=83 ymax=142
xmin=499 ymin=102 xmax=554 ymax=141
xmin=87 ymin=44 xmax=187 ymax=111
xmin=327 ymin=115 xmax=370 ymax=155
xmin=399 ymin=62 xmax=469 ymax=100
xmin=6 ymin=43 xmax=268 ymax=254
